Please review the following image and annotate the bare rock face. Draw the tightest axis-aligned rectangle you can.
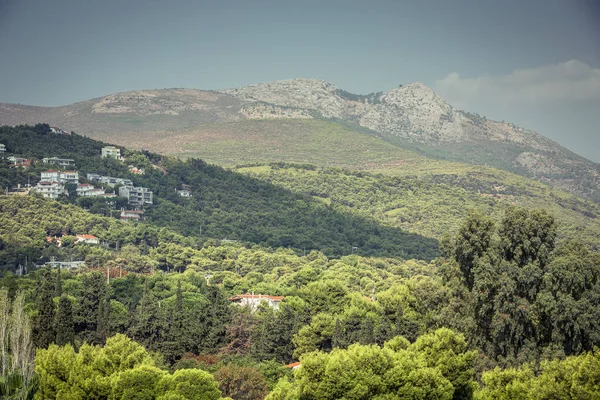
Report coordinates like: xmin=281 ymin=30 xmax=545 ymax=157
xmin=358 ymin=83 xmax=469 ymax=142
xmin=222 ymin=79 xmax=346 ymax=119
xmin=240 ymin=103 xmax=313 ymax=120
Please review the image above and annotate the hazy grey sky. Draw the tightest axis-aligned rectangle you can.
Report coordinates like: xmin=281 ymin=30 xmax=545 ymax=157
xmin=1 ymin=0 xmax=599 ymax=161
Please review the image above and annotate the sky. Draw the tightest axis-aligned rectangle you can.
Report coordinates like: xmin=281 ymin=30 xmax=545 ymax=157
xmin=0 ymin=0 xmax=599 ymax=161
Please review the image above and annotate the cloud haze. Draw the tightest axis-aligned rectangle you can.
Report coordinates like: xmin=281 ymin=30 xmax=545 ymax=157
xmin=436 ymin=60 xmax=600 ymax=107
xmin=435 ymin=60 xmax=600 ymax=162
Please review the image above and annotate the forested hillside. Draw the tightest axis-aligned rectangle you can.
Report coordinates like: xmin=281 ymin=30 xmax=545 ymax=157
xmin=0 ymin=124 xmax=438 ymax=261
xmin=1 ymin=124 xmax=600 ymax=399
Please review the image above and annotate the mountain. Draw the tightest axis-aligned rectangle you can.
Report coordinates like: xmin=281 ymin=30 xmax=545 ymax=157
xmin=1 ymin=79 xmax=599 ymax=201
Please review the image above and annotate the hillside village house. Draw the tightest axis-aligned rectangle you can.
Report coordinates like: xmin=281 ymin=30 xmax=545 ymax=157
xmin=42 ymin=157 xmax=75 ymax=167
xmin=119 ymin=185 xmax=153 ymax=206
xmin=41 ymin=170 xmax=79 ymax=184
xmin=101 ymin=146 xmax=123 ymax=160
xmin=43 ymin=260 xmax=85 ymax=269
xmin=129 ymin=165 xmax=144 ymax=175
xmin=7 ymin=156 xmax=30 ymax=167
xmin=228 ymin=294 xmax=284 ymax=310
xmin=33 ymin=181 xmax=66 ymax=199
xmin=176 ymin=188 xmax=192 ymax=197
xmin=120 ymin=209 xmax=144 ymax=222
xmin=87 ymin=173 xmax=133 ymax=187
xmin=76 ymin=183 xmax=106 ymax=197
xmin=0 ymin=143 xmax=5 ymax=153
xmin=75 ymin=234 xmax=99 ymax=245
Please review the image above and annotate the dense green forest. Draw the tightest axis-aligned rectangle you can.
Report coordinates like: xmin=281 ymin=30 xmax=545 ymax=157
xmin=1 ymin=124 xmax=600 ymax=399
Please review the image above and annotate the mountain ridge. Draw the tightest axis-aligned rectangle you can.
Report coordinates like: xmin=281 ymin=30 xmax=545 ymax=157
xmin=1 ymin=79 xmax=598 ymax=201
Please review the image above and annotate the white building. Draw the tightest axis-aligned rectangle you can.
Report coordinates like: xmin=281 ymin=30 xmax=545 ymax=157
xmin=97 ymin=176 xmax=133 ymax=187
xmin=101 ymin=146 xmax=123 ymax=160
xmin=87 ymin=173 xmax=101 ymax=182
xmin=176 ymin=189 xmax=192 ymax=197
xmin=120 ymin=209 xmax=144 ymax=222
xmin=75 ymin=234 xmax=99 ymax=245
xmin=33 ymin=181 xmax=66 ymax=199
xmin=0 ymin=144 xmax=5 ymax=153
xmin=41 ymin=170 xmax=79 ymax=184
xmin=119 ymin=186 xmax=153 ymax=206
xmin=42 ymin=157 xmax=75 ymax=167
xmin=76 ymin=183 xmax=106 ymax=197
xmin=228 ymin=294 xmax=284 ymax=310
xmin=43 ymin=260 xmax=85 ymax=269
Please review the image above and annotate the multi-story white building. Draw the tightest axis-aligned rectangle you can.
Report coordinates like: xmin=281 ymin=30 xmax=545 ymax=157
xmin=101 ymin=146 xmax=123 ymax=160
xmin=0 ymin=144 xmax=5 ymax=153
xmin=76 ymin=183 xmax=106 ymax=197
xmin=100 ymin=176 xmax=133 ymax=187
xmin=42 ymin=157 xmax=75 ymax=167
xmin=41 ymin=170 xmax=79 ymax=184
xmin=33 ymin=181 xmax=66 ymax=199
xmin=119 ymin=186 xmax=153 ymax=206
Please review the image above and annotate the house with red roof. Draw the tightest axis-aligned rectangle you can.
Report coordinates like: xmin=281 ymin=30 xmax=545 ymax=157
xmin=76 ymin=234 xmax=99 ymax=245
xmin=285 ymin=362 xmax=301 ymax=370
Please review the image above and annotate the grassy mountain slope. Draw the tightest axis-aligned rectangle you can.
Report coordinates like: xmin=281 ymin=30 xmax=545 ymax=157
xmin=99 ymin=119 xmax=428 ymax=168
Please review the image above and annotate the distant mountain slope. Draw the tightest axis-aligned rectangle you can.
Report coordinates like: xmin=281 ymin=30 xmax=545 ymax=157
xmin=1 ymin=79 xmax=598 ymax=201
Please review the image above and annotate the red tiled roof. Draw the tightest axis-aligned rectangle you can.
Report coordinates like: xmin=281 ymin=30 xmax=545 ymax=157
xmin=77 ymin=234 xmax=97 ymax=239
xmin=285 ymin=362 xmax=301 ymax=369
xmin=228 ymin=294 xmax=285 ymax=301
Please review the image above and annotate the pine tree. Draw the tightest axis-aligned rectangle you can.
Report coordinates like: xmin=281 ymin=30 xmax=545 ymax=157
xmin=55 ymin=295 xmax=74 ymax=346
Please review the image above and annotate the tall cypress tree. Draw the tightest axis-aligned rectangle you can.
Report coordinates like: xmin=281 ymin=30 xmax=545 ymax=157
xmin=33 ymin=268 xmax=55 ymax=348
xmin=76 ymin=272 xmax=108 ymax=345
xmin=162 ymin=280 xmax=186 ymax=363
xmin=54 ymin=267 xmax=62 ymax=298
xmin=55 ymin=295 xmax=74 ymax=346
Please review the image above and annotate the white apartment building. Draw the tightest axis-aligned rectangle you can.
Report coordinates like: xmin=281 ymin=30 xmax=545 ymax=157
xmin=42 ymin=157 xmax=75 ymax=167
xmin=41 ymin=170 xmax=79 ymax=184
xmin=76 ymin=183 xmax=106 ymax=197
xmin=119 ymin=185 xmax=153 ymax=206
xmin=101 ymin=146 xmax=123 ymax=160
xmin=0 ymin=144 xmax=5 ymax=153
xmin=99 ymin=176 xmax=133 ymax=187
xmin=33 ymin=181 xmax=66 ymax=199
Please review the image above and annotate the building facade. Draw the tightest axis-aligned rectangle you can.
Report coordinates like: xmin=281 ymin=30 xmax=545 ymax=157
xmin=119 ymin=186 xmax=153 ymax=206
xmin=42 ymin=157 xmax=75 ymax=167
xmin=101 ymin=146 xmax=123 ymax=160
xmin=228 ymin=294 xmax=284 ymax=310
xmin=41 ymin=170 xmax=79 ymax=184
xmin=33 ymin=181 xmax=66 ymax=199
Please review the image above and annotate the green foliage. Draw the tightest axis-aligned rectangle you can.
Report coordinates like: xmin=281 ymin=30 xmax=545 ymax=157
xmin=271 ymin=329 xmax=475 ymax=400
xmin=476 ymin=349 xmax=600 ymax=399
xmin=214 ymin=364 xmax=268 ymax=400
xmin=445 ymin=207 xmax=600 ymax=365
xmin=35 ymin=334 xmax=225 ymax=400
